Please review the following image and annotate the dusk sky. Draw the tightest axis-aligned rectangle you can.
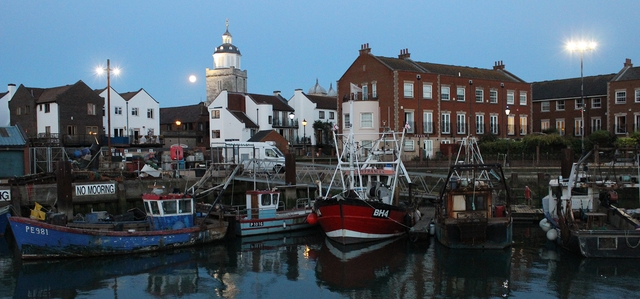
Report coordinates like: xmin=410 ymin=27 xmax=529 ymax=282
xmin=2 ymin=1 xmax=639 ymax=108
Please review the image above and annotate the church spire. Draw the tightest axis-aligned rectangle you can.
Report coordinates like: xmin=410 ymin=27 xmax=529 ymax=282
xmin=222 ymin=18 xmax=232 ymax=44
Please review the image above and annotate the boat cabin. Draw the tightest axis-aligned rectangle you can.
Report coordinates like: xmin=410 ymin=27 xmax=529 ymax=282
xmin=445 ymin=179 xmax=505 ymax=222
xmin=142 ymin=194 xmax=195 ymax=230
xmin=244 ymin=190 xmax=280 ymax=219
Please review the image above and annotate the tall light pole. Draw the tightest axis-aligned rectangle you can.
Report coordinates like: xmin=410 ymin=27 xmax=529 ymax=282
xmin=175 ymin=120 xmax=182 ymax=177
xmin=505 ymin=105 xmax=510 ymax=167
xmin=567 ymin=40 xmax=596 ymax=155
xmin=289 ymin=112 xmax=295 ymax=144
xmin=302 ymin=119 xmax=307 ymax=156
xmin=96 ymin=59 xmax=120 ymax=156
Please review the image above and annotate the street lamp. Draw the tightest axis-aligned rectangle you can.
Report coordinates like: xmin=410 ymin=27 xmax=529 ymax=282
xmin=302 ymin=119 xmax=307 ymax=155
xmin=289 ymin=112 xmax=295 ymax=144
xmin=175 ymin=120 xmax=182 ymax=177
xmin=96 ymin=59 xmax=120 ymax=156
xmin=505 ymin=105 xmax=511 ymax=135
xmin=567 ymin=40 xmax=596 ymax=155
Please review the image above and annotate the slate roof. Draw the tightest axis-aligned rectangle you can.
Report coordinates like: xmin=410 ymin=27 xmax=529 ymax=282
xmin=120 ymin=90 xmax=138 ymax=101
xmin=29 ymin=84 xmax=74 ymax=104
xmin=0 ymin=126 xmax=27 ymax=146
xmin=305 ymin=93 xmax=337 ymax=110
xmin=247 ymin=130 xmax=272 ymax=142
xmin=159 ymin=102 xmax=208 ymax=124
xmin=247 ymin=93 xmax=293 ymax=111
xmin=0 ymin=91 xmax=7 ymax=98
xmin=532 ymin=74 xmax=615 ymax=101
xmin=229 ymin=110 xmax=258 ymax=128
xmin=612 ymin=66 xmax=640 ymax=81
xmin=371 ymin=56 xmax=526 ymax=83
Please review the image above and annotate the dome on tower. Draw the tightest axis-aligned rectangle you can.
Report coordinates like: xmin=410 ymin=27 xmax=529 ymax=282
xmin=308 ymin=79 xmax=327 ymax=96
xmin=215 ymin=19 xmax=241 ymax=55
xmin=327 ymin=83 xmax=337 ymax=97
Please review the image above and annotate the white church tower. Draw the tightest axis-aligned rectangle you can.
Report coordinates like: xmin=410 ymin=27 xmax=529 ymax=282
xmin=206 ymin=19 xmax=247 ymax=105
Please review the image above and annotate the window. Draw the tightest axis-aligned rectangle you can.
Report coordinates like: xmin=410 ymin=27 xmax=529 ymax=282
xmin=636 ymin=89 xmax=640 ymax=103
xmin=404 ymin=139 xmax=415 ymax=151
xmin=67 ymin=125 xmax=77 ymax=135
xmin=404 ymin=82 xmax=414 ymax=98
xmin=441 ymin=113 xmax=450 ymax=134
xmin=541 ymin=102 xmax=550 ymax=112
xmin=456 ymin=87 xmax=465 ymax=102
xmin=16 ymin=107 xmax=21 ymax=115
xmin=507 ymin=91 xmax=514 ymax=104
xmin=592 ymin=98 xmax=601 ymax=109
xmin=519 ymin=91 xmax=527 ymax=105
xmin=575 ymin=98 xmax=584 ymax=109
xmin=344 ymin=113 xmax=351 ymax=128
xmin=212 ymin=130 xmax=221 ymax=138
xmin=520 ymin=115 xmax=528 ymax=135
xmin=507 ymin=115 xmax=515 ymax=135
xmin=636 ymin=114 xmax=640 ymax=132
xmin=423 ymin=140 xmax=434 ymax=159
xmin=86 ymin=126 xmax=98 ymax=135
xmin=490 ymin=115 xmax=498 ymax=134
xmin=556 ymin=100 xmax=565 ymax=111
xmin=268 ymin=115 xmax=272 ymax=124
xmin=423 ymin=111 xmax=433 ymax=133
xmin=404 ymin=111 xmax=414 ymax=133
xmin=25 ymin=105 xmax=30 ymax=114
xmin=556 ymin=119 xmax=565 ymax=136
xmin=489 ymin=89 xmax=498 ymax=103
xmin=361 ymin=112 xmax=373 ymax=128
xmin=591 ymin=117 xmax=602 ymax=132
xmin=441 ymin=86 xmax=450 ymax=101
xmin=476 ymin=115 xmax=484 ymax=134
xmin=44 ymin=103 xmax=50 ymax=113
xmin=423 ymin=83 xmax=432 ymax=99
xmin=456 ymin=114 xmax=466 ymax=134
xmin=372 ymin=82 xmax=377 ymax=98
xmin=319 ymin=111 xmax=325 ymax=119
xmin=475 ymin=88 xmax=483 ymax=103
xmin=131 ymin=107 xmax=139 ymax=116
xmin=147 ymin=108 xmax=154 ymax=119
xmin=541 ymin=120 xmax=550 ymax=131
xmin=211 ymin=110 xmax=220 ymax=119
xmin=616 ymin=91 xmax=626 ymax=104
xmin=329 ymin=112 xmax=335 ymax=119
xmin=574 ymin=118 xmax=583 ymax=136
xmin=362 ymin=85 xmax=368 ymax=100
xmin=115 ymin=106 xmax=122 ymax=115
xmin=615 ymin=115 xmax=627 ymax=134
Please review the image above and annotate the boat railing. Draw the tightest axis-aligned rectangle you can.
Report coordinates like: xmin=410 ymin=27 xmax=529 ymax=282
xmin=295 ymin=197 xmax=314 ymax=209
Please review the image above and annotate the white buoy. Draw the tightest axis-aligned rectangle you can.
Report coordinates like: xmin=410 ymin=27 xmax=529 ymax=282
xmin=539 ymin=218 xmax=552 ymax=232
xmin=546 ymin=228 xmax=558 ymax=241
xmin=429 ymin=222 xmax=435 ymax=235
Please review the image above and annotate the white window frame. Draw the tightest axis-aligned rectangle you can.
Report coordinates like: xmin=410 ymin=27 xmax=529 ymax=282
xmin=211 ymin=110 xmax=220 ymax=119
xmin=441 ymin=113 xmax=450 ymax=134
xmin=520 ymin=115 xmax=527 ymax=135
xmin=344 ymin=113 xmax=351 ymax=128
xmin=507 ymin=91 xmax=515 ymax=104
xmin=441 ymin=86 xmax=450 ymax=101
xmin=489 ymin=89 xmax=498 ymax=103
xmin=147 ymin=108 xmax=154 ymax=119
xmin=475 ymin=88 xmax=484 ymax=103
xmin=404 ymin=111 xmax=414 ymax=133
xmin=404 ymin=139 xmax=415 ymax=152
xmin=541 ymin=120 xmax=550 ymax=131
xmin=635 ymin=89 xmax=640 ymax=103
xmin=456 ymin=113 xmax=466 ymax=134
xmin=360 ymin=112 xmax=373 ymax=128
xmin=362 ymin=85 xmax=368 ymax=100
xmin=423 ymin=83 xmax=432 ymax=99
xmin=556 ymin=119 xmax=565 ymax=136
xmin=131 ymin=107 xmax=139 ymax=116
xmin=592 ymin=98 xmax=601 ymax=109
xmin=591 ymin=117 xmax=601 ymax=132
xmin=541 ymin=101 xmax=550 ymax=112
xmin=490 ymin=115 xmax=498 ymax=134
xmin=616 ymin=90 xmax=626 ymax=104
xmin=456 ymin=87 xmax=465 ymax=102
xmin=615 ymin=115 xmax=627 ymax=134
xmin=372 ymin=83 xmax=377 ymax=98
xmin=574 ymin=118 xmax=583 ymax=136
xmin=575 ymin=98 xmax=584 ymax=110
xmin=556 ymin=100 xmax=565 ymax=111
xmin=404 ymin=82 xmax=414 ymax=98
xmin=115 ymin=106 xmax=123 ymax=115
xmin=423 ymin=111 xmax=433 ymax=134
xmin=519 ymin=91 xmax=527 ymax=105
xmin=476 ymin=114 xmax=484 ymax=134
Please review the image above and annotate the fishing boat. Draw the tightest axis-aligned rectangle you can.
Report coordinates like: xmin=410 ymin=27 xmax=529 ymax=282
xmin=539 ymin=150 xmax=640 ymax=258
xmin=233 ymin=187 xmax=315 ymax=236
xmin=8 ymin=192 xmax=228 ymax=259
xmin=309 ymin=114 xmax=418 ymax=245
xmin=7 ymin=163 xmax=238 ymax=259
xmin=433 ymin=136 xmax=513 ymax=249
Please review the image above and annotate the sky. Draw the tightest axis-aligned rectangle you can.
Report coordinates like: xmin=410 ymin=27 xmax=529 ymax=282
xmin=2 ymin=1 xmax=639 ymax=108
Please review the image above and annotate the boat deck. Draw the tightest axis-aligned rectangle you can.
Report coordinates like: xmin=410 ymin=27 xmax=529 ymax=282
xmin=409 ymin=206 xmax=435 ymax=241
xmin=511 ymin=205 xmax=544 ymax=223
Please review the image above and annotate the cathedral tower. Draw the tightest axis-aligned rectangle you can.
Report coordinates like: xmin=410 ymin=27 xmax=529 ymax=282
xmin=206 ymin=20 xmax=247 ymax=104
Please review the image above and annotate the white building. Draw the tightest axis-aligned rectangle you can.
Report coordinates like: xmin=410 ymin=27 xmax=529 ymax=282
xmin=98 ymin=87 xmax=160 ymax=143
xmin=287 ymin=80 xmax=337 ymax=146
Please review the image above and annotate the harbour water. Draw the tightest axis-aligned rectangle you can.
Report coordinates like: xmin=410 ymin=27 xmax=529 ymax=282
xmin=0 ymin=225 xmax=638 ymax=299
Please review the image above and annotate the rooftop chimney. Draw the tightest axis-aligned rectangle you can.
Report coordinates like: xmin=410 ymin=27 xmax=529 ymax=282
xmin=359 ymin=43 xmax=371 ymax=55
xmin=7 ymin=84 xmax=16 ymax=98
xmin=273 ymin=91 xmax=281 ymax=96
xmin=493 ymin=60 xmax=505 ymax=70
xmin=398 ymin=48 xmax=411 ymax=59
xmin=624 ymin=58 xmax=633 ymax=68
